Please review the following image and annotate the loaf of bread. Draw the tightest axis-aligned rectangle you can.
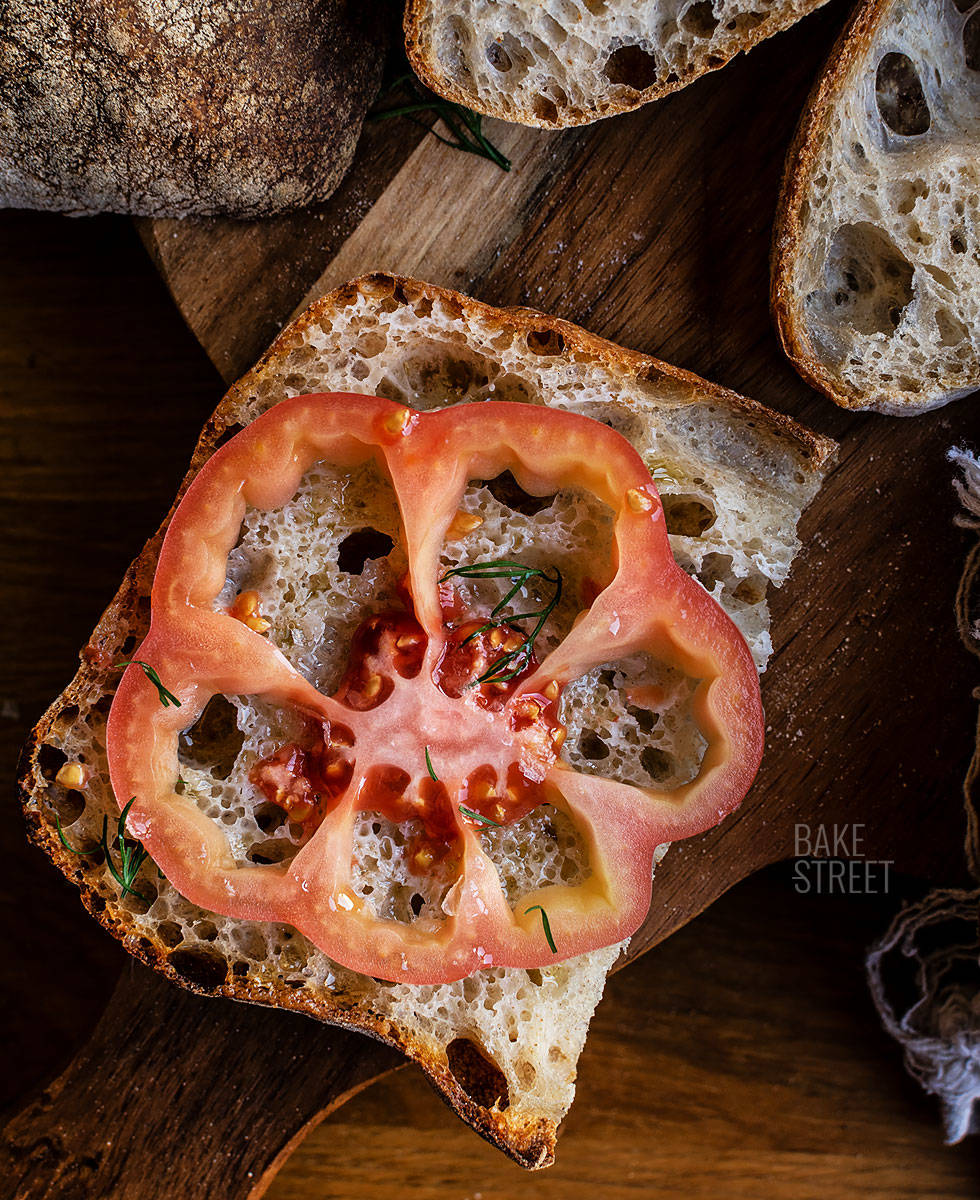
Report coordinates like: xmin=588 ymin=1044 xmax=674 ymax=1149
xmin=20 ymin=275 xmax=833 ymax=1166
xmin=0 ymin=0 xmax=386 ymax=218
xmin=772 ymin=0 xmax=980 ymax=414
xmin=404 ymin=0 xmax=831 ymax=128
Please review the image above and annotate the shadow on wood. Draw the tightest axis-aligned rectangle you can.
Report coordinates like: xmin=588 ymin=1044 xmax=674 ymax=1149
xmin=0 ymin=965 xmax=401 ymax=1200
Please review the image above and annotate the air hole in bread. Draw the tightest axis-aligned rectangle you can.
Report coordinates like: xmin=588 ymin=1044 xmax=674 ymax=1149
xmin=360 ymin=276 xmax=396 ymax=302
xmin=640 ymin=746 xmax=674 ymax=782
xmin=810 ymin=222 xmax=914 ymax=342
xmin=179 ymin=694 xmax=244 ymax=781
xmin=446 ymin=1037 xmax=510 ymax=1111
xmin=157 ymin=920 xmax=183 ymax=949
xmin=37 ymin=741 xmax=68 ymax=781
xmin=698 ymin=552 xmax=735 ymax=594
xmin=875 ymin=53 xmax=930 ymax=136
xmin=925 ymin=264 xmax=956 ymax=291
xmin=891 ymin=177 xmax=928 ymax=215
xmin=951 ymin=230 xmax=968 ymax=254
xmin=213 ymin=422 xmax=247 ymax=451
xmin=734 ymin=11 xmax=765 ymax=33
xmin=532 ymin=94 xmax=560 ymax=123
xmin=485 ymin=372 xmax=536 ymax=405
xmin=53 ymin=704 xmax=81 ymax=731
xmin=578 ymin=731 xmax=609 ymax=760
xmin=486 ymin=40 xmax=512 ymax=71
xmin=337 ymin=527 xmax=395 ymax=575
xmin=936 ymin=308 xmax=969 ymax=347
xmin=485 ymin=470 xmax=553 ymax=517
xmin=604 ymin=44 xmax=658 ymax=91
xmin=680 ymin=2 xmax=720 ymax=38
xmin=47 ymin=785 xmax=86 ymax=826
xmin=246 ymin=838 xmax=297 ymax=865
xmin=733 ymin=576 xmax=767 ymax=607
xmin=436 ymin=16 xmax=473 ymax=85
xmin=966 ymin=11 xmax=980 ymax=70
xmin=526 ymin=329 xmax=566 ymax=356
xmin=167 ymin=946 xmax=229 ymax=992
xmin=253 ymin=800 xmax=287 ymax=834
xmin=356 ymin=332 xmax=387 ymax=359
xmin=232 ymin=925 xmax=267 ymax=959
xmin=661 ymin=494 xmax=716 ymax=536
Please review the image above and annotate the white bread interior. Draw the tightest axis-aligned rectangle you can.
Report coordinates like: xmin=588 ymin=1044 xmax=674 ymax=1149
xmin=773 ymin=0 xmax=980 ymax=414
xmin=405 ymin=0 xmax=830 ymax=128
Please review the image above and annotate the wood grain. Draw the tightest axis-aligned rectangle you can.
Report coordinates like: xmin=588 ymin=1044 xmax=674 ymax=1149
xmin=267 ymin=866 xmax=980 ymax=1200
xmin=292 ymin=122 xmax=579 ymax=315
xmin=0 ymin=967 xmax=400 ymax=1200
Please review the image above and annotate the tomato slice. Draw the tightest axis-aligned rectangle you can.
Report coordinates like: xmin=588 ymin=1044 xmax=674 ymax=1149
xmin=106 ymin=394 xmax=764 ymax=984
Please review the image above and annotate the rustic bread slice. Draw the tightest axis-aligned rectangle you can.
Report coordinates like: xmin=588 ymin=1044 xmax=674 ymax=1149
xmin=404 ymin=0 xmax=831 ymax=129
xmin=772 ymin=0 xmax=980 ymax=414
xmin=20 ymin=274 xmax=834 ymax=1167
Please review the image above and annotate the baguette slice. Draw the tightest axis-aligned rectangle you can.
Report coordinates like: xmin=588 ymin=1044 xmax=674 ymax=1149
xmin=404 ymin=0 xmax=830 ymax=129
xmin=772 ymin=0 xmax=980 ymax=414
xmin=20 ymin=275 xmax=834 ymax=1167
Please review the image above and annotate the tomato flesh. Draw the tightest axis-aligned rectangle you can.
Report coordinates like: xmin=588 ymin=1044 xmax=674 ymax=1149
xmin=106 ymin=394 xmax=765 ymax=984
xmin=250 ymin=605 xmax=558 ymax=860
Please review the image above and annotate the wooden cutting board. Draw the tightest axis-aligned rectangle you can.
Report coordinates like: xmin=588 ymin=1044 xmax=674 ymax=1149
xmin=4 ymin=2 xmax=978 ymax=1195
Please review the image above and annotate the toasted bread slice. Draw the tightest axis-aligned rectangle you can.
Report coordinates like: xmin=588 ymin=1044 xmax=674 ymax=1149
xmin=20 ymin=275 xmax=834 ymax=1167
xmin=772 ymin=0 xmax=980 ymax=414
xmin=404 ymin=0 xmax=831 ymax=129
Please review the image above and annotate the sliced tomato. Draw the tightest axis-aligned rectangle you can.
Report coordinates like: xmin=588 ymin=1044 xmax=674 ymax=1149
xmin=106 ymin=394 xmax=764 ymax=984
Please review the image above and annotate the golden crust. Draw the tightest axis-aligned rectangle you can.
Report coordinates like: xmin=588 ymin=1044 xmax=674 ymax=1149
xmin=770 ymin=0 xmax=908 ymax=412
xmin=403 ymin=1 xmax=832 ymax=130
xmin=19 ymin=273 xmax=834 ymax=1168
xmin=235 ymin=274 xmax=836 ymax=473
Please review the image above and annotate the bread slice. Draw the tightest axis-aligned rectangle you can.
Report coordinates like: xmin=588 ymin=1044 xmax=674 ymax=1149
xmin=20 ymin=274 xmax=834 ymax=1167
xmin=772 ymin=0 xmax=980 ymax=415
xmin=404 ymin=0 xmax=831 ymax=129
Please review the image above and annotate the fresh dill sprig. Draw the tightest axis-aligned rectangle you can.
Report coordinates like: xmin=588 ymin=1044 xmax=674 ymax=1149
xmin=56 ymin=796 xmax=151 ymax=903
xmin=459 ymin=805 xmax=502 ymax=828
xmin=440 ymin=560 xmax=563 ymax=685
xmin=370 ymin=73 xmax=511 ymax=172
xmin=424 ymin=746 xmax=439 ymax=781
xmin=525 ymin=903 xmax=557 ymax=954
xmin=118 ymin=660 xmax=181 ymax=709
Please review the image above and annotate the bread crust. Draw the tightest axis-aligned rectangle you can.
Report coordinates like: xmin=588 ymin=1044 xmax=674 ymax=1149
xmin=771 ymin=0 xmax=980 ymax=415
xmin=20 ymin=274 xmax=834 ymax=1167
xmin=404 ymin=1 xmax=831 ymax=129
xmin=235 ymin=275 xmax=836 ymax=472
xmin=0 ymin=0 xmax=386 ymax=218
xmin=771 ymin=0 xmax=888 ymax=412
